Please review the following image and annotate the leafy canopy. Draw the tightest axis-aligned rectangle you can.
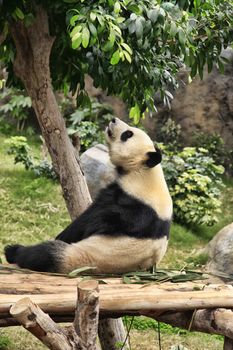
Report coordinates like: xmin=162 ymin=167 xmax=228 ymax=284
xmin=0 ymin=0 xmax=233 ymax=122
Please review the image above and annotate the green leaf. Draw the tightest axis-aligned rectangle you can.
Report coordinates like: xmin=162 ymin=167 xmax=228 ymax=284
xmin=129 ymin=103 xmax=141 ymax=124
xmin=68 ymin=266 xmax=97 ymax=277
xmin=170 ymin=22 xmax=177 ymax=37
xmin=178 ymin=28 xmax=186 ymax=45
xmin=71 ymin=25 xmax=82 ymax=39
xmin=109 ymin=30 xmax=116 ymax=45
xmin=121 ymin=43 xmax=133 ymax=55
xmin=128 ymin=22 xmax=136 ymax=34
xmin=72 ymin=32 xmax=82 ymax=49
xmin=24 ymin=13 xmax=35 ymax=27
xmin=82 ymin=27 xmax=90 ymax=48
xmin=147 ymin=8 xmax=159 ymax=23
xmin=88 ymin=22 xmax=97 ymax=37
xmin=217 ymin=58 xmax=225 ymax=74
xmin=15 ymin=7 xmax=24 ymax=20
xmin=130 ymin=13 xmax=137 ymax=21
xmin=123 ymin=50 xmax=132 ymax=63
xmin=110 ymin=49 xmax=120 ymax=65
xmin=205 ymin=26 xmax=211 ymax=39
xmin=116 ymin=17 xmax=125 ymax=24
xmin=135 ymin=18 xmax=143 ymax=38
xmin=114 ymin=1 xmax=121 ymax=14
xmin=70 ymin=14 xmax=79 ymax=26
xmin=90 ymin=12 xmax=96 ymax=21
xmin=102 ymin=40 xmax=115 ymax=52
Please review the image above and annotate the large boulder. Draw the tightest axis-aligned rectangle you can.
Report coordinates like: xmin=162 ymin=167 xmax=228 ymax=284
xmin=204 ymin=222 xmax=233 ymax=276
xmin=80 ymin=144 xmax=115 ymax=199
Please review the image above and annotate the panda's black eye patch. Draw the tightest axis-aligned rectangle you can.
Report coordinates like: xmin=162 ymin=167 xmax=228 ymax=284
xmin=121 ymin=130 xmax=134 ymax=142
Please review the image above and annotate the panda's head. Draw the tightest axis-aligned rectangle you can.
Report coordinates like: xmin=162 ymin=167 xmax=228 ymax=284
xmin=105 ymin=118 xmax=162 ymax=172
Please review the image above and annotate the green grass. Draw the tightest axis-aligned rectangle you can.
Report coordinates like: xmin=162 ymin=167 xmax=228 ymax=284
xmin=0 ymin=132 xmax=232 ymax=350
xmin=0 ymin=134 xmax=70 ymax=260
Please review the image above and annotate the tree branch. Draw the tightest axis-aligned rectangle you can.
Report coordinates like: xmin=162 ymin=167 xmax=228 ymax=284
xmin=74 ymin=280 xmax=100 ymax=350
xmin=10 ymin=297 xmax=80 ymax=350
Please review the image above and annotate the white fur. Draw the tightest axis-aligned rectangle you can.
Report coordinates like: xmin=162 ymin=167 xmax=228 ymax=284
xmin=62 ymin=235 xmax=168 ymax=274
xmin=107 ymin=118 xmax=173 ymax=220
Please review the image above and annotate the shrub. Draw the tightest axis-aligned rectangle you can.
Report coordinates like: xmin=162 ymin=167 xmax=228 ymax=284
xmin=0 ymin=88 xmax=32 ymax=132
xmin=162 ymin=146 xmax=225 ymax=226
xmin=192 ymin=132 xmax=233 ymax=176
xmin=158 ymin=117 xmax=182 ymax=151
xmin=5 ymin=136 xmax=57 ymax=180
xmin=66 ymin=98 xmax=114 ymax=152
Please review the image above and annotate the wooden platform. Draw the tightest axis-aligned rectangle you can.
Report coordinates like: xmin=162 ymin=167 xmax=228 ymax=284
xmin=1 ymin=266 xmax=233 ymax=326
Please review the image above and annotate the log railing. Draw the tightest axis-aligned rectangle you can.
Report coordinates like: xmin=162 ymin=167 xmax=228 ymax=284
xmin=1 ymin=267 xmax=233 ymax=349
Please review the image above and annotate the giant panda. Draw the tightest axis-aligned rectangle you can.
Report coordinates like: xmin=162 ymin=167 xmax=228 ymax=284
xmin=4 ymin=118 xmax=173 ymax=274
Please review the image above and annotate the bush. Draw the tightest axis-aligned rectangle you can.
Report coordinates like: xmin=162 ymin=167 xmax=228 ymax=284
xmin=162 ymin=146 xmax=225 ymax=226
xmin=66 ymin=98 xmax=115 ymax=152
xmin=192 ymin=132 xmax=233 ymax=176
xmin=5 ymin=136 xmax=57 ymax=180
xmin=158 ymin=117 xmax=182 ymax=151
xmin=0 ymin=88 xmax=32 ymax=132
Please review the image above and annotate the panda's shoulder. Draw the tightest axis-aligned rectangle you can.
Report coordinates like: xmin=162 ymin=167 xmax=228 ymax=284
xmin=95 ymin=182 xmax=140 ymax=208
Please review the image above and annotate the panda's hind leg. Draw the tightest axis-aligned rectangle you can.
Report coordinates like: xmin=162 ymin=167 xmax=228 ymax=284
xmin=4 ymin=240 xmax=68 ymax=273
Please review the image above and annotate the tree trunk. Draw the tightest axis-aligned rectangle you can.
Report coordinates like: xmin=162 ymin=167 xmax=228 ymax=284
xmin=9 ymin=7 xmax=91 ymax=220
xmin=74 ymin=280 xmax=100 ymax=350
xmin=224 ymin=337 xmax=233 ymax=350
xmin=9 ymin=5 xmax=125 ymax=349
xmin=98 ymin=319 xmax=129 ymax=350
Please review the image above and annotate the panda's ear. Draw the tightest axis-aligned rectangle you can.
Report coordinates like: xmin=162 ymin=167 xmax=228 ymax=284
xmin=145 ymin=148 xmax=162 ymax=168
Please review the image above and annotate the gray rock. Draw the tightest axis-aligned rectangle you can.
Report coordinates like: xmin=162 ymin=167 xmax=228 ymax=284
xmin=205 ymin=222 xmax=233 ymax=276
xmin=80 ymin=144 xmax=116 ymax=199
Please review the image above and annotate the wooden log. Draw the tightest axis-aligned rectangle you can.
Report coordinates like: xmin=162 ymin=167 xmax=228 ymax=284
xmin=2 ymin=286 xmax=233 ymax=317
xmin=74 ymin=280 xmax=100 ymax=350
xmin=144 ymin=308 xmax=233 ymax=340
xmin=9 ymin=297 xmax=80 ymax=350
xmin=99 ymin=318 xmax=129 ymax=350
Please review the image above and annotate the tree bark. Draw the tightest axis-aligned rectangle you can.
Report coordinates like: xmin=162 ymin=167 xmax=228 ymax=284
xmin=9 ymin=5 xmax=126 ymax=349
xmin=10 ymin=297 xmax=80 ymax=350
xmin=98 ymin=319 xmax=129 ymax=350
xmin=9 ymin=281 xmax=101 ymax=350
xmin=9 ymin=6 xmax=91 ymax=220
xmin=224 ymin=337 xmax=233 ymax=350
xmin=74 ymin=280 xmax=100 ymax=350
xmin=145 ymin=308 xmax=233 ymax=339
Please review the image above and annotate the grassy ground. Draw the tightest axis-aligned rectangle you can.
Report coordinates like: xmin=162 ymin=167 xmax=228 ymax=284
xmin=0 ymin=133 xmax=232 ymax=350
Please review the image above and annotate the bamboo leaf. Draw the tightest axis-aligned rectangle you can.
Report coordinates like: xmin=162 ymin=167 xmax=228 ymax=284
xmin=68 ymin=266 xmax=97 ymax=277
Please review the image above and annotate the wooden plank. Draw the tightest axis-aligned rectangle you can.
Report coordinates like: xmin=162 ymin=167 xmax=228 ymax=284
xmin=1 ymin=285 xmax=233 ymax=315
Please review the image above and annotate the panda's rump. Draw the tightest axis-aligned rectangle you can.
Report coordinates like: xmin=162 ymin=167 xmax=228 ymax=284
xmin=61 ymin=234 xmax=168 ymax=274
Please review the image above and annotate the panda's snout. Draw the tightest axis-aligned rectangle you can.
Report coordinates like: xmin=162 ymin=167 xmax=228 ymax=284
xmin=106 ymin=120 xmax=116 ymax=139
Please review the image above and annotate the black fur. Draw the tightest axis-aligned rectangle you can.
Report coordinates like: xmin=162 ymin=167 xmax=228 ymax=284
xmin=145 ymin=149 xmax=162 ymax=168
xmin=120 ymin=130 xmax=134 ymax=142
xmin=4 ymin=241 xmax=67 ymax=272
xmin=56 ymin=182 xmax=170 ymax=244
xmin=116 ymin=165 xmax=128 ymax=176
